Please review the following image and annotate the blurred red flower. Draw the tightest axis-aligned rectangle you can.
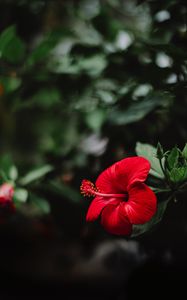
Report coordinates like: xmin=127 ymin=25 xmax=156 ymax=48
xmin=0 ymin=183 xmax=15 ymax=215
xmin=80 ymin=157 xmax=157 ymax=235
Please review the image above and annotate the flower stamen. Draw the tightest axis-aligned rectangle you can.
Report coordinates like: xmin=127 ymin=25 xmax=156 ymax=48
xmin=80 ymin=179 xmax=127 ymax=198
xmin=80 ymin=179 xmax=98 ymax=197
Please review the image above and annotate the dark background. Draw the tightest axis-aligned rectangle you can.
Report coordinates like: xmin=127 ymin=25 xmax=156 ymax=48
xmin=0 ymin=0 xmax=187 ymax=299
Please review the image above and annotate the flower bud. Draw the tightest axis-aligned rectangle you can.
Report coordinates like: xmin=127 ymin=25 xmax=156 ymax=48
xmin=0 ymin=183 xmax=15 ymax=217
xmin=0 ymin=183 xmax=14 ymax=203
xmin=156 ymin=142 xmax=164 ymax=159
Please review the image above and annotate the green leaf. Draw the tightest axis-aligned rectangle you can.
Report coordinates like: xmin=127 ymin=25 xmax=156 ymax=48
xmin=0 ymin=25 xmax=25 ymax=63
xmin=167 ymin=146 xmax=179 ymax=170
xmin=135 ymin=142 xmax=165 ymax=178
xmin=109 ymin=100 xmax=155 ymax=125
xmin=182 ymin=143 xmax=187 ymax=159
xmin=14 ymin=188 xmax=28 ymax=203
xmin=9 ymin=165 xmax=18 ymax=181
xmin=78 ymin=54 xmax=107 ymax=76
xmin=19 ymin=165 xmax=53 ymax=186
xmin=26 ymin=31 xmax=61 ymax=67
xmin=30 ymin=88 xmax=61 ymax=109
xmin=49 ymin=55 xmax=79 ymax=74
xmin=132 ymin=200 xmax=169 ymax=237
xmin=0 ymin=154 xmax=17 ymax=181
xmin=96 ymin=90 xmax=116 ymax=104
xmin=95 ymin=78 xmax=118 ymax=92
xmin=78 ymin=0 xmax=100 ymax=20
xmin=170 ymin=167 xmax=187 ymax=183
xmin=0 ymin=76 xmax=21 ymax=94
xmin=53 ymin=54 xmax=107 ymax=76
xmin=17 ymin=193 xmax=50 ymax=216
xmin=118 ymin=80 xmax=136 ymax=96
xmin=85 ymin=109 xmax=106 ymax=131
xmin=109 ymin=92 xmax=171 ymax=125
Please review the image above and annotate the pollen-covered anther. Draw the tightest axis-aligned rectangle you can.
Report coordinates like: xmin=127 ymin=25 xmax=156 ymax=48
xmin=80 ymin=179 xmax=98 ymax=197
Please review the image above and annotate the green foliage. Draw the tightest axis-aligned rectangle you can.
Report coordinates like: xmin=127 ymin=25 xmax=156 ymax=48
xmin=167 ymin=146 xmax=179 ymax=170
xmin=0 ymin=25 xmax=25 ymax=63
xmin=26 ymin=32 xmax=61 ymax=67
xmin=0 ymin=0 xmax=187 ymax=235
xmin=182 ymin=143 xmax=187 ymax=159
xmin=109 ymin=92 xmax=172 ymax=126
xmin=169 ymin=166 xmax=187 ymax=183
xmin=0 ymin=154 xmax=18 ymax=183
xmin=85 ymin=108 xmax=106 ymax=131
xmin=0 ymin=76 xmax=21 ymax=94
xmin=28 ymin=88 xmax=61 ymax=109
xmin=14 ymin=188 xmax=28 ymax=203
xmin=19 ymin=165 xmax=53 ymax=186
xmin=165 ymin=146 xmax=187 ymax=184
xmin=135 ymin=142 xmax=165 ymax=178
xmin=137 ymin=142 xmax=187 ymax=186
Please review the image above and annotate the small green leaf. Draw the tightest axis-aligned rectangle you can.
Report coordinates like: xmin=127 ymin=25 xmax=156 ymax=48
xmin=109 ymin=99 xmax=157 ymax=125
xmin=0 ymin=154 xmax=17 ymax=180
xmin=78 ymin=54 xmax=107 ymax=77
xmin=85 ymin=109 xmax=106 ymax=131
xmin=96 ymin=90 xmax=116 ymax=104
xmin=26 ymin=31 xmax=60 ymax=67
xmin=30 ymin=88 xmax=61 ymax=109
xmin=17 ymin=193 xmax=50 ymax=216
xmin=109 ymin=92 xmax=172 ymax=125
xmin=14 ymin=188 xmax=28 ymax=203
xmin=9 ymin=165 xmax=18 ymax=181
xmin=135 ymin=142 xmax=165 ymax=178
xmin=182 ymin=143 xmax=187 ymax=159
xmin=0 ymin=76 xmax=21 ymax=94
xmin=132 ymin=200 xmax=169 ymax=237
xmin=170 ymin=167 xmax=187 ymax=183
xmin=0 ymin=25 xmax=25 ymax=63
xmin=167 ymin=146 xmax=179 ymax=170
xmin=19 ymin=165 xmax=53 ymax=186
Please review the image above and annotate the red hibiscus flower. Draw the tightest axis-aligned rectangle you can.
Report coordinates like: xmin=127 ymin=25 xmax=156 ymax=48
xmin=80 ymin=157 xmax=157 ymax=236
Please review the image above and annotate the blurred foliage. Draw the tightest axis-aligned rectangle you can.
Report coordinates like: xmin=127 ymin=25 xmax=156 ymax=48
xmin=0 ymin=0 xmax=187 ymax=230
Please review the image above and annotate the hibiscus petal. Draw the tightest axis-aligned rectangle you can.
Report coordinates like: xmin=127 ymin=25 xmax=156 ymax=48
xmin=124 ymin=182 xmax=157 ymax=224
xmin=86 ymin=196 xmax=120 ymax=222
xmin=101 ymin=203 xmax=132 ymax=235
xmin=96 ymin=157 xmax=151 ymax=194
